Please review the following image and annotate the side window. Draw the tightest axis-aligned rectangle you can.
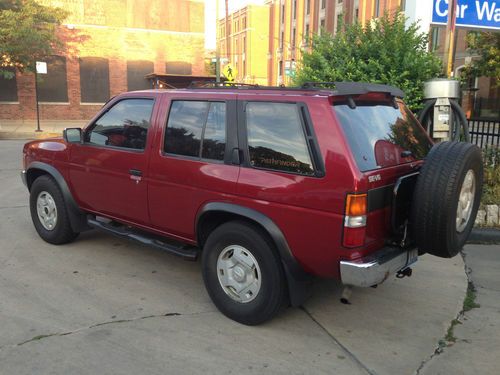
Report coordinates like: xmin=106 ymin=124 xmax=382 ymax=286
xmin=165 ymin=101 xmax=226 ymax=161
xmin=85 ymin=99 xmax=154 ymax=150
xmin=246 ymin=102 xmax=314 ymax=175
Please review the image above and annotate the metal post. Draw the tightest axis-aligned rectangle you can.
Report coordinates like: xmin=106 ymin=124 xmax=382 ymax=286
xmin=443 ymin=0 xmax=458 ymax=77
xmin=216 ymin=0 xmax=220 ymax=83
xmin=34 ymin=68 xmax=42 ymax=132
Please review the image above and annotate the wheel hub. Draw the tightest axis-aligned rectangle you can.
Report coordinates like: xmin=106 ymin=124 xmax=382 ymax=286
xmin=36 ymin=191 xmax=58 ymax=231
xmin=216 ymin=245 xmax=261 ymax=303
xmin=456 ymin=169 xmax=476 ymax=233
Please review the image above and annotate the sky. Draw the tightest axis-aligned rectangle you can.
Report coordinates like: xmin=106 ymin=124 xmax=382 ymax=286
xmin=204 ymin=0 xmax=267 ymax=50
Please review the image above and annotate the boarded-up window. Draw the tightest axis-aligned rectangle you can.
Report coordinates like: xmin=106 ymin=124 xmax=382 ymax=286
xmin=38 ymin=56 xmax=68 ymax=102
xmin=80 ymin=57 xmax=110 ymax=103
xmin=127 ymin=60 xmax=153 ymax=91
xmin=0 ymin=68 xmax=18 ymax=102
xmin=165 ymin=61 xmax=192 ymax=75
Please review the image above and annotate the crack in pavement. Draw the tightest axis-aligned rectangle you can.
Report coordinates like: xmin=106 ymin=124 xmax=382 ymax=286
xmin=300 ymin=306 xmax=377 ymax=375
xmin=414 ymin=251 xmax=474 ymax=375
xmin=0 ymin=205 xmax=28 ymax=210
xmin=0 ymin=310 xmax=215 ymax=351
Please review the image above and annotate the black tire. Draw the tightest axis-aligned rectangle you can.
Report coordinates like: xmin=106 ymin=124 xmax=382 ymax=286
xmin=202 ymin=221 xmax=288 ymax=325
xmin=411 ymin=141 xmax=483 ymax=258
xmin=29 ymin=175 xmax=79 ymax=245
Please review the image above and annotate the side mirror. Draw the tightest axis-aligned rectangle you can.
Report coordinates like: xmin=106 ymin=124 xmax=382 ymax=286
xmin=63 ymin=128 xmax=82 ymax=143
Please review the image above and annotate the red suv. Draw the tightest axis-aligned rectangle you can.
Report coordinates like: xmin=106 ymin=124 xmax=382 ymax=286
xmin=22 ymin=82 xmax=483 ymax=325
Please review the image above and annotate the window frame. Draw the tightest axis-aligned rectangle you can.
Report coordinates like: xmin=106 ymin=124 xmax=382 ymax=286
xmin=82 ymin=96 xmax=156 ymax=153
xmin=238 ymin=100 xmax=325 ymax=177
xmin=162 ymin=99 xmax=235 ymax=165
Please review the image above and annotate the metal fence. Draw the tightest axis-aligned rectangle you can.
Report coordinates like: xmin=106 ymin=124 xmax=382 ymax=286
xmin=468 ymin=117 xmax=500 ymax=148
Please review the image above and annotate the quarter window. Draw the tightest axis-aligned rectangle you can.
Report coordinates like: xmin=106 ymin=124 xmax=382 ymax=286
xmin=246 ymin=102 xmax=314 ymax=175
xmin=165 ymin=101 xmax=226 ymax=161
xmin=85 ymin=99 xmax=154 ymax=150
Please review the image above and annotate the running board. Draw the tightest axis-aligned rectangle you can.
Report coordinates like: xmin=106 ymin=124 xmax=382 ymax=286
xmin=87 ymin=218 xmax=198 ymax=260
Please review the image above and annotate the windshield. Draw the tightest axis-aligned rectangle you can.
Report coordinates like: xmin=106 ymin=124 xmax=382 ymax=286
xmin=333 ymin=101 xmax=433 ymax=172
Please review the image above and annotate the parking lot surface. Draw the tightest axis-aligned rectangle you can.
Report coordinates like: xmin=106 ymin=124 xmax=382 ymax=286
xmin=0 ymin=140 xmax=468 ymax=374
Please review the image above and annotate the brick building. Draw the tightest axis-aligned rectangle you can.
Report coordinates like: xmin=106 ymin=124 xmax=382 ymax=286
xmin=0 ymin=0 xmax=205 ymax=123
xmin=218 ymin=0 xmax=498 ymax=118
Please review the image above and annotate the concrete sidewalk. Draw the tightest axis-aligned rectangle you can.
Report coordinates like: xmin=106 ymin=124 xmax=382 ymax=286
xmin=0 ymin=119 xmax=88 ymax=139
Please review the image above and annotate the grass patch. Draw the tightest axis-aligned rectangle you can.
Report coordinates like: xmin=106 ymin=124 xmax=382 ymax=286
xmin=463 ymin=281 xmax=481 ymax=312
xmin=445 ymin=319 xmax=461 ymax=343
xmin=481 ymin=147 xmax=500 ymax=206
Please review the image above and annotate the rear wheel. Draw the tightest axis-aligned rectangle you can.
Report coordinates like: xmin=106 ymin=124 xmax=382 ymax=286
xmin=29 ymin=175 xmax=79 ymax=245
xmin=411 ymin=141 xmax=483 ymax=258
xmin=202 ymin=221 xmax=287 ymax=325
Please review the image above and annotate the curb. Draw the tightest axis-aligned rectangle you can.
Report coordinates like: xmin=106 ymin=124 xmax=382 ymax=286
xmin=0 ymin=132 xmax=61 ymax=140
xmin=468 ymin=228 xmax=500 ymax=244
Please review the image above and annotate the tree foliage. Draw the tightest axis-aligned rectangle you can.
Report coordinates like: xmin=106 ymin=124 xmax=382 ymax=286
xmin=463 ymin=31 xmax=500 ymax=85
xmin=0 ymin=0 xmax=68 ymax=78
xmin=294 ymin=12 xmax=442 ymax=111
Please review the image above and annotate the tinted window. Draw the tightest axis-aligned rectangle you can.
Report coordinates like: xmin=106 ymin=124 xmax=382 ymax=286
xmin=38 ymin=56 xmax=68 ymax=102
xmin=0 ymin=67 xmax=17 ymax=102
xmin=165 ymin=101 xmax=226 ymax=160
xmin=246 ymin=102 xmax=314 ymax=175
xmin=80 ymin=57 xmax=110 ymax=103
xmin=85 ymin=99 xmax=154 ymax=150
xmin=333 ymin=101 xmax=433 ymax=172
xmin=202 ymin=102 xmax=226 ymax=160
xmin=127 ymin=60 xmax=153 ymax=91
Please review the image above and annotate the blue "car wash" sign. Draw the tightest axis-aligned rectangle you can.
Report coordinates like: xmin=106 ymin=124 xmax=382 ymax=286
xmin=432 ymin=0 xmax=500 ymax=30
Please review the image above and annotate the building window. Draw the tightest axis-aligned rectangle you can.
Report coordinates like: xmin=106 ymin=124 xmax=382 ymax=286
xmin=306 ymin=0 xmax=310 ymax=15
xmin=279 ymin=60 xmax=283 ymax=76
xmin=165 ymin=61 xmax=192 ymax=75
xmin=246 ymin=102 xmax=314 ymax=175
xmin=375 ymin=0 xmax=380 ymax=17
xmin=321 ymin=0 xmax=326 ymax=9
xmin=320 ymin=18 xmax=325 ymax=34
xmin=243 ymin=17 xmax=246 ymax=29
xmin=127 ymin=60 xmax=153 ymax=91
xmin=292 ymin=27 xmax=296 ymax=48
xmin=79 ymin=57 xmax=110 ymax=103
xmin=38 ymin=56 xmax=68 ymax=102
xmin=293 ymin=0 xmax=297 ymax=20
xmin=85 ymin=99 xmax=154 ymax=150
xmin=165 ymin=101 xmax=226 ymax=161
xmin=431 ymin=27 xmax=441 ymax=51
xmin=280 ymin=30 xmax=284 ymax=49
xmin=0 ymin=67 xmax=18 ymax=102
xmin=281 ymin=3 xmax=285 ymax=24
xmin=401 ymin=0 xmax=406 ymax=11
xmin=305 ymin=23 xmax=310 ymax=39
xmin=337 ymin=13 xmax=343 ymax=32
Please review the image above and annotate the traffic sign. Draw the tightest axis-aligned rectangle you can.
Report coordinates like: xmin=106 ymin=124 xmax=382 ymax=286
xmin=432 ymin=0 xmax=499 ymax=31
xmin=36 ymin=61 xmax=47 ymax=74
xmin=222 ymin=64 xmax=237 ymax=81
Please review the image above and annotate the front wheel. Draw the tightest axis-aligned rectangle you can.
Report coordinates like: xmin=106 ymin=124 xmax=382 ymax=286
xmin=29 ymin=175 xmax=79 ymax=245
xmin=202 ymin=221 xmax=288 ymax=325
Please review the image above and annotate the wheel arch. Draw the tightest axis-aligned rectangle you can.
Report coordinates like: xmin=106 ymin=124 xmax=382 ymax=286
xmin=26 ymin=162 xmax=89 ymax=232
xmin=196 ymin=202 xmax=312 ymax=306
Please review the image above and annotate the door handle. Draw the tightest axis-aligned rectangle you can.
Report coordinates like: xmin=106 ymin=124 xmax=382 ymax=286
xmin=129 ymin=169 xmax=142 ymax=177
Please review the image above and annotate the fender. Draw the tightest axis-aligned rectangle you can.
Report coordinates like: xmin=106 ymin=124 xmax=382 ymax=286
xmin=25 ymin=161 xmax=90 ymax=232
xmin=196 ymin=202 xmax=312 ymax=306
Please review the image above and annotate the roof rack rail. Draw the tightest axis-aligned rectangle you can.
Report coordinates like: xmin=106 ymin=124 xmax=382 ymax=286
xmin=188 ymin=81 xmax=260 ymax=89
xmin=301 ymin=82 xmax=336 ymax=89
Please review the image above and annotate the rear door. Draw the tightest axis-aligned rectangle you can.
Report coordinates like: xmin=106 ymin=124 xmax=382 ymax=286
xmin=68 ymin=96 xmax=157 ymax=225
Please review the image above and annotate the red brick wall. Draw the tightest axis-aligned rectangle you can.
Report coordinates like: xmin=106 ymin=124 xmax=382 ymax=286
xmin=0 ymin=0 xmax=205 ymax=121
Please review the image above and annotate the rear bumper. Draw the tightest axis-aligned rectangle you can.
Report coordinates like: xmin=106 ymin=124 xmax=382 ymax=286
xmin=340 ymin=246 xmax=418 ymax=287
xmin=21 ymin=170 xmax=27 ymax=188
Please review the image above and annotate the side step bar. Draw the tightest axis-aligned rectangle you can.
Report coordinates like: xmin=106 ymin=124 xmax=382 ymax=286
xmin=87 ymin=218 xmax=199 ymax=260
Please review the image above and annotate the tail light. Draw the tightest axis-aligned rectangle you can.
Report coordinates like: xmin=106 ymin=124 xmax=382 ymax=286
xmin=343 ymin=193 xmax=367 ymax=248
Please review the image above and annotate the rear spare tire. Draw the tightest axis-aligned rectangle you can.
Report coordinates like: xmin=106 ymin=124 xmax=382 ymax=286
xmin=411 ymin=141 xmax=483 ymax=258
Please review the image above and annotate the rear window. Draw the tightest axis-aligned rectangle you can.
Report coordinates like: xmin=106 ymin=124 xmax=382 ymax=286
xmin=333 ymin=101 xmax=433 ymax=172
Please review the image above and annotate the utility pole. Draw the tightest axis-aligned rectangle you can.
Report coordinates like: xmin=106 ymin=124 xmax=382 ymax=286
xmin=216 ymin=0 xmax=220 ymax=82
xmin=443 ymin=0 xmax=458 ymax=77
xmin=225 ymin=0 xmax=230 ymax=60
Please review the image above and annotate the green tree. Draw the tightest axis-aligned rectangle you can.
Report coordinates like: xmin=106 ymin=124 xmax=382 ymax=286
xmin=294 ymin=12 xmax=442 ymax=111
xmin=463 ymin=31 xmax=500 ymax=85
xmin=0 ymin=0 xmax=68 ymax=78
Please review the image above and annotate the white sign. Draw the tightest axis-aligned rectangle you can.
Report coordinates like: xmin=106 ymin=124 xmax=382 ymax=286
xmin=36 ymin=61 xmax=47 ymax=74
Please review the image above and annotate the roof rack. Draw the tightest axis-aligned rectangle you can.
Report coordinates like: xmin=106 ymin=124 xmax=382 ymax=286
xmin=188 ymin=81 xmax=261 ymax=89
xmin=300 ymin=82 xmax=336 ymax=89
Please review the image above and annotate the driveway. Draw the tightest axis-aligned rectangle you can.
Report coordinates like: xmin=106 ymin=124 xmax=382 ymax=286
xmin=0 ymin=140 xmax=470 ymax=374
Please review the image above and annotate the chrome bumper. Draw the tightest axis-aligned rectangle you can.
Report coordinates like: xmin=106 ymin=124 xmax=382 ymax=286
xmin=21 ymin=170 xmax=27 ymax=187
xmin=340 ymin=247 xmax=418 ymax=287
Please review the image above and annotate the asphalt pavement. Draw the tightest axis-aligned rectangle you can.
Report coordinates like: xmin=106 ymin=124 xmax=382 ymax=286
xmin=0 ymin=139 xmax=498 ymax=375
